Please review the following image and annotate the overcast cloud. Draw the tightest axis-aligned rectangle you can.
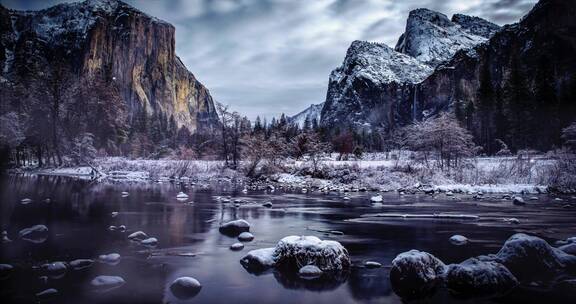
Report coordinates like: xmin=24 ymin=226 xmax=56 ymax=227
xmin=2 ymin=0 xmax=537 ymax=119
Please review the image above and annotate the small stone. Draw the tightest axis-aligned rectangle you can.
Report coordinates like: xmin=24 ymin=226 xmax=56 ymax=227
xmin=98 ymin=253 xmax=121 ymax=265
xmin=21 ymin=198 xmax=33 ymax=204
xmin=238 ymin=232 xmax=254 ymax=242
xmin=19 ymin=225 xmax=48 ymax=243
xmin=36 ymin=288 xmax=58 ymax=299
xmin=69 ymin=259 xmax=93 ymax=270
xmin=364 ymin=261 xmax=382 ymax=268
xmin=140 ymin=237 xmax=158 ymax=247
xmin=170 ymin=277 xmax=202 ymax=299
xmin=262 ymin=202 xmax=273 ymax=208
xmin=128 ymin=231 xmax=148 ymax=241
xmin=512 ymin=196 xmax=525 ymax=206
xmin=449 ymin=235 xmax=469 ymax=246
xmin=91 ymin=275 xmax=125 ymax=293
xmin=230 ymin=242 xmax=244 ymax=251
xmin=176 ymin=192 xmax=189 ymax=199
xmin=121 ymin=192 xmax=129 ymax=197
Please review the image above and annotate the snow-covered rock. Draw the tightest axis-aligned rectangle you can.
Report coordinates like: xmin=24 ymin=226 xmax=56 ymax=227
xmin=370 ymin=195 xmax=383 ymax=203
xmin=19 ymin=225 xmax=49 ymax=243
xmin=489 ymin=233 xmax=576 ymax=280
xmin=449 ymin=235 xmax=469 ymax=246
xmin=127 ymin=231 xmax=148 ymax=241
xmin=390 ymin=250 xmax=446 ymax=299
xmin=240 ymin=248 xmax=276 ymax=273
xmin=230 ymin=242 xmax=244 ymax=251
xmin=238 ymin=232 xmax=254 ymax=242
xmin=21 ymin=198 xmax=33 ymax=204
xmin=559 ymin=243 xmax=576 ymax=255
xmin=98 ymin=253 xmax=121 ymax=265
xmin=170 ymin=277 xmax=202 ymax=299
xmin=219 ymin=219 xmax=251 ymax=236
xmin=69 ymin=259 xmax=93 ymax=270
xmin=121 ymin=191 xmax=129 ymax=197
xmin=395 ymin=9 xmax=499 ymax=66
xmin=299 ymin=265 xmax=323 ymax=279
xmin=176 ymin=192 xmax=189 ymax=199
xmin=445 ymin=258 xmax=518 ymax=297
xmin=273 ymin=235 xmax=350 ymax=272
xmin=36 ymin=288 xmax=58 ymax=298
xmin=90 ymin=275 xmax=125 ymax=293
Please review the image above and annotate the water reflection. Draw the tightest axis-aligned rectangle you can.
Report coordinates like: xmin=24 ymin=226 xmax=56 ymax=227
xmin=1 ymin=174 xmax=575 ymax=303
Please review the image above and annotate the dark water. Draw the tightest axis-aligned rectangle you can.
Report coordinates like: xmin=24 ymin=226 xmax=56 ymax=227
xmin=1 ymin=175 xmax=576 ymax=304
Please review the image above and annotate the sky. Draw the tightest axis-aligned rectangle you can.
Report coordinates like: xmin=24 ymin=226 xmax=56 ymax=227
xmin=2 ymin=0 xmax=537 ymax=120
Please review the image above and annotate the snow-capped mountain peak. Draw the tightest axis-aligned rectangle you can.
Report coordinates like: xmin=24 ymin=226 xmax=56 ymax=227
xmin=289 ymin=103 xmax=323 ymax=128
xmin=395 ymin=8 xmax=500 ymax=66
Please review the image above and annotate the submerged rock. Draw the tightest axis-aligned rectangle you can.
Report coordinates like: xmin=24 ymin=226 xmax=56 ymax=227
xmin=513 ymin=196 xmax=526 ymax=206
xmin=449 ymin=235 xmax=469 ymax=246
xmin=98 ymin=253 xmax=121 ymax=265
xmin=299 ymin=265 xmax=323 ymax=279
xmin=69 ymin=259 xmax=93 ymax=270
xmin=170 ymin=277 xmax=202 ymax=299
xmin=390 ymin=250 xmax=446 ymax=299
xmin=140 ymin=237 xmax=158 ymax=247
xmin=240 ymin=248 xmax=276 ymax=273
xmin=445 ymin=258 xmax=518 ymax=297
xmin=219 ymin=219 xmax=251 ymax=236
xmin=238 ymin=232 xmax=254 ymax=242
xmin=0 ymin=264 xmax=14 ymax=280
xmin=41 ymin=262 xmax=67 ymax=279
xmin=19 ymin=225 xmax=49 ymax=243
xmin=274 ymin=236 xmax=350 ymax=272
xmin=127 ymin=231 xmax=148 ymax=241
xmin=490 ymin=233 xmax=576 ymax=280
xmin=36 ymin=288 xmax=58 ymax=298
xmin=230 ymin=243 xmax=244 ymax=251
xmin=90 ymin=275 xmax=125 ymax=293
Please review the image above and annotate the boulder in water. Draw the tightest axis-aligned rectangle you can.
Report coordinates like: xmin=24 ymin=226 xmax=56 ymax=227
xmin=40 ymin=261 xmax=67 ymax=279
xmin=219 ymin=219 xmax=251 ymax=236
xmin=170 ymin=277 xmax=202 ymax=299
xmin=445 ymin=258 xmax=518 ymax=297
xmin=364 ymin=261 xmax=382 ymax=268
xmin=19 ymin=225 xmax=48 ymax=243
xmin=370 ymin=195 xmax=383 ymax=202
xmin=390 ymin=250 xmax=446 ymax=299
xmin=490 ymin=233 xmax=576 ymax=280
xmin=140 ymin=237 xmax=158 ymax=247
xmin=273 ymin=235 xmax=350 ymax=272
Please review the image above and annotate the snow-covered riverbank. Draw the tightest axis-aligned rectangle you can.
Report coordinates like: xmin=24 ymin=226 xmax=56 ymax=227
xmin=16 ymin=153 xmax=574 ymax=194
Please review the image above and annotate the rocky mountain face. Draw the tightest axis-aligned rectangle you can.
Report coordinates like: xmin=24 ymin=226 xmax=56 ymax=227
xmin=289 ymin=103 xmax=323 ymax=128
xmin=321 ymin=0 xmax=576 ymax=152
xmin=0 ymin=0 xmax=219 ymax=134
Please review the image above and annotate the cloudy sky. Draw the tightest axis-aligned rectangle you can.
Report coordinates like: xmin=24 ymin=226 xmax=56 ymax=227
xmin=3 ymin=0 xmax=537 ymax=119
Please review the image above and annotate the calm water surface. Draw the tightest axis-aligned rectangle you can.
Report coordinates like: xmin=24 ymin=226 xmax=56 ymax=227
xmin=1 ymin=174 xmax=575 ymax=303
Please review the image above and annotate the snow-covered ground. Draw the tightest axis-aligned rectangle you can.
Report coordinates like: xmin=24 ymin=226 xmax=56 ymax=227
xmin=24 ymin=153 xmax=574 ymax=194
